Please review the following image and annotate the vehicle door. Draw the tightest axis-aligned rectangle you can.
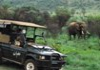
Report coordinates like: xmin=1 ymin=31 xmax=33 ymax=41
xmin=11 ymin=46 xmax=27 ymax=63
xmin=1 ymin=43 xmax=13 ymax=59
xmin=1 ymin=43 xmax=27 ymax=63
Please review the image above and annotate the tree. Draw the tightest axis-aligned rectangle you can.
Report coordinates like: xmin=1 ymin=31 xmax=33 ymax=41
xmin=55 ymin=7 xmax=71 ymax=32
xmin=14 ymin=6 xmax=43 ymax=24
xmin=0 ymin=5 xmax=14 ymax=19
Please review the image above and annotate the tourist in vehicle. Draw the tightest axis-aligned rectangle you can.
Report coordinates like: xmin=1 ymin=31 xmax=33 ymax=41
xmin=10 ymin=28 xmax=26 ymax=47
xmin=15 ymin=28 xmax=26 ymax=47
xmin=10 ymin=29 xmax=18 ymax=44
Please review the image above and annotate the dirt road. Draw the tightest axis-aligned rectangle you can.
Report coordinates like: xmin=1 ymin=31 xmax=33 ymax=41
xmin=0 ymin=62 xmax=23 ymax=70
xmin=0 ymin=62 xmax=64 ymax=70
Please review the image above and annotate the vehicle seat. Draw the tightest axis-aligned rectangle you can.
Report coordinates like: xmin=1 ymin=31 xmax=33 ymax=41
xmin=0 ymin=32 xmax=10 ymax=43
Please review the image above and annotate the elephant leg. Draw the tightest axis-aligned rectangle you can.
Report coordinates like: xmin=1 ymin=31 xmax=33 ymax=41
xmin=68 ymin=33 xmax=72 ymax=40
xmin=83 ymin=34 xmax=86 ymax=39
xmin=78 ymin=34 xmax=80 ymax=39
xmin=73 ymin=34 xmax=76 ymax=39
xmin=82 ymin=31 xmax=87 ymax=39
xmin=69 ymin=35 xmax=72 ymax=40
xmin=78 ymin=34 xmax=81 ymax=39
xmin=68 ymin=34 xmax=71 ymax=40
xmin=78 ymin=32 xmax=84 ymax=39
xmin=86 ymin=31 xmax=91 ymax=38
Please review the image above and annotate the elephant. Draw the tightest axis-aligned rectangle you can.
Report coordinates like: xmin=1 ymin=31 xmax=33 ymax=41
xmin=68 ymin=22 xmax=90 ymax=40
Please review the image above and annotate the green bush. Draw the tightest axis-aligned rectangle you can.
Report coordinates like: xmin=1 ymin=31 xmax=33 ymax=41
xmin=37 ymin=34 xmax=100 ymax=70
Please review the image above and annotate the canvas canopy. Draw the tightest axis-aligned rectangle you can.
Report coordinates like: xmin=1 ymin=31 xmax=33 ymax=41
xmin=0 ymin=19 xmax=46 ymax=28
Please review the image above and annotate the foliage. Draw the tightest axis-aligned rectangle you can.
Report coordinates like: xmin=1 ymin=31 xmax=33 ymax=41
xmin=0 ymin=5 xmax=14 ymax=19
xmin=86 ymin=14 xmax=100 ymax=38
xmin=55 ymin=7 xmax=71 ymax=31
xmin=0 ymin=0 xmax=100 ymax=70
xmin=41 ymin=8 xmax=71 ymax=36
xmin=14 ymin=6 xmax=44 ymax=24
xmin=39 ymin=34 xmax=100 ymax=70
xmin=1 ymin=0 xmax=100 ymax=11
xmin=0 ymin=5 xmax=71 ymax=36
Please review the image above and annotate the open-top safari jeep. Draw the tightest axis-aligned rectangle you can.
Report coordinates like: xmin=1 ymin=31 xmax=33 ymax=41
xmin=0 ymin=19 xmax=66 ymax=70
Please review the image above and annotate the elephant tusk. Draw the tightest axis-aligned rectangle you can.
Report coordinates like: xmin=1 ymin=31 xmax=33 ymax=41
xmin=82 ymin=31 xmax=84 ymax=34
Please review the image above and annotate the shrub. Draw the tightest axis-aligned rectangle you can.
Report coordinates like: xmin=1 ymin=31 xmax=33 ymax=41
xmin=87 ymin=15 xmax=100 ymax=38
xmin=0 ymin=5 xmax=14 ymax=19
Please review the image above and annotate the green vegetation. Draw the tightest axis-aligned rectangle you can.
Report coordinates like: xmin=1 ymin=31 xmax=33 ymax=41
xmin=44 ymin=34 xmax=100 ymax=70
xmin=0 ymin=35 xmax=100 ymax=70
xmin=0 ymin=0 xmax=100 ymax=70
xmin=0 ymin=62 xmax=22 ymax=70
xmin=0 ymin=0 xmax=100 ymax=11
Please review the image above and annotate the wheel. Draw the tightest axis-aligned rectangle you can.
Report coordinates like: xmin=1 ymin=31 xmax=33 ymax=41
xmin=24 ymin=59 xmax=37 ymax=70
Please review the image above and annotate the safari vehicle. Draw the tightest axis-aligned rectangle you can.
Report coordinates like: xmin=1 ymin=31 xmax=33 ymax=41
xmin=0 ymin=19 xmax=66 ymax=70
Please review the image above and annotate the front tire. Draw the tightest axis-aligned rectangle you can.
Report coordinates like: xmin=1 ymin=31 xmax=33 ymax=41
xmin=24 ymin=59 xmax=37 ymax=70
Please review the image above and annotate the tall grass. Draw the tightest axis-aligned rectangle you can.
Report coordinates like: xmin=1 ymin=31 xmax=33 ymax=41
xmin=37 ymin=33 xmax=100 ymax=70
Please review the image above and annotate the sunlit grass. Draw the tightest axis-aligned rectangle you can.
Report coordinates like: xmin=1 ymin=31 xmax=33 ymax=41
xmin=40 ymin=34 xmax=100 ymax=70
xmin=26 ymin=31 xmax=100 ymax=70
xmin=0 ymin=33 xmax=100 ymax=70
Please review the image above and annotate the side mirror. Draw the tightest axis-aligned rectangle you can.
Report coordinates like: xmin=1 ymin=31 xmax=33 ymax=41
xmin=42 ymin=32 xmax=45 ymax=37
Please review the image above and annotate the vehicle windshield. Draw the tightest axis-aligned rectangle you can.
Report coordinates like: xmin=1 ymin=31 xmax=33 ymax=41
xmin=26 ymin=27 xmax=46 ymax=44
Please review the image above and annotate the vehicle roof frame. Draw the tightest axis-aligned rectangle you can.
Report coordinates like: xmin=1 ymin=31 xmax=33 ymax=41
xmin=0 ymin=19 xmax=46 ymax=28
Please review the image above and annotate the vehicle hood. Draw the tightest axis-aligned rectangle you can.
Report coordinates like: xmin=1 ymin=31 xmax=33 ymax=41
xmin=28 ymin=44 xmax=65 ymax=56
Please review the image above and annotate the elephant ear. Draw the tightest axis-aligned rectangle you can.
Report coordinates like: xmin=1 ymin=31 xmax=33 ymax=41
xmin=79 ymin=22 xmax=87 ymax=30
xmin=81 ymin=22 xmax=87 ymax=28
xmin=69 ymin=22 xmax=80 ymax=30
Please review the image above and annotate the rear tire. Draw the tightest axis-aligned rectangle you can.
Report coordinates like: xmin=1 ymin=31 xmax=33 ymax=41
xmin=24 ymin=59 xmax=37 ymax=70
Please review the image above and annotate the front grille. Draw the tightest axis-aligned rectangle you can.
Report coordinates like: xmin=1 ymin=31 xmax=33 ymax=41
xmin=51 ymin=53 xmax=60 ymax=60
xmin=45 ymin=56 xmax=51 ymax=60
xmin=51 ymin=64 xmax=62 ymax=67
xmin=51 ymin=56 xmax=60 ymax=60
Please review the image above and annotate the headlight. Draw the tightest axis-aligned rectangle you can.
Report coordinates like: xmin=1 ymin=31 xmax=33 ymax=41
xmin=60 ymin=56 xmax=64 ymax=60
xmin=39 ymin=56 xmax=45 ymax=60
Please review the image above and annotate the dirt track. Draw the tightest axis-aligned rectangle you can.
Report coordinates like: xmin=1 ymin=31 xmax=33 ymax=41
xmin=0 ymin=62 xmax=23 ymax=70
xmin=0 ymin=62 xmax=64 ymax=70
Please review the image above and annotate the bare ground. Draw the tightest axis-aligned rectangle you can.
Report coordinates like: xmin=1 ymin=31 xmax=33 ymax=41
xmin=0 ymin=62 xmax=23 ymax=70
xmin=0 ymin=62 xmax=64 ymax=70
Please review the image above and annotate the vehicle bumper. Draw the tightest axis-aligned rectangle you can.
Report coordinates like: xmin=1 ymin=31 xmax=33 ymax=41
xmin=36 ymin=60 xmax=66 ymax=69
